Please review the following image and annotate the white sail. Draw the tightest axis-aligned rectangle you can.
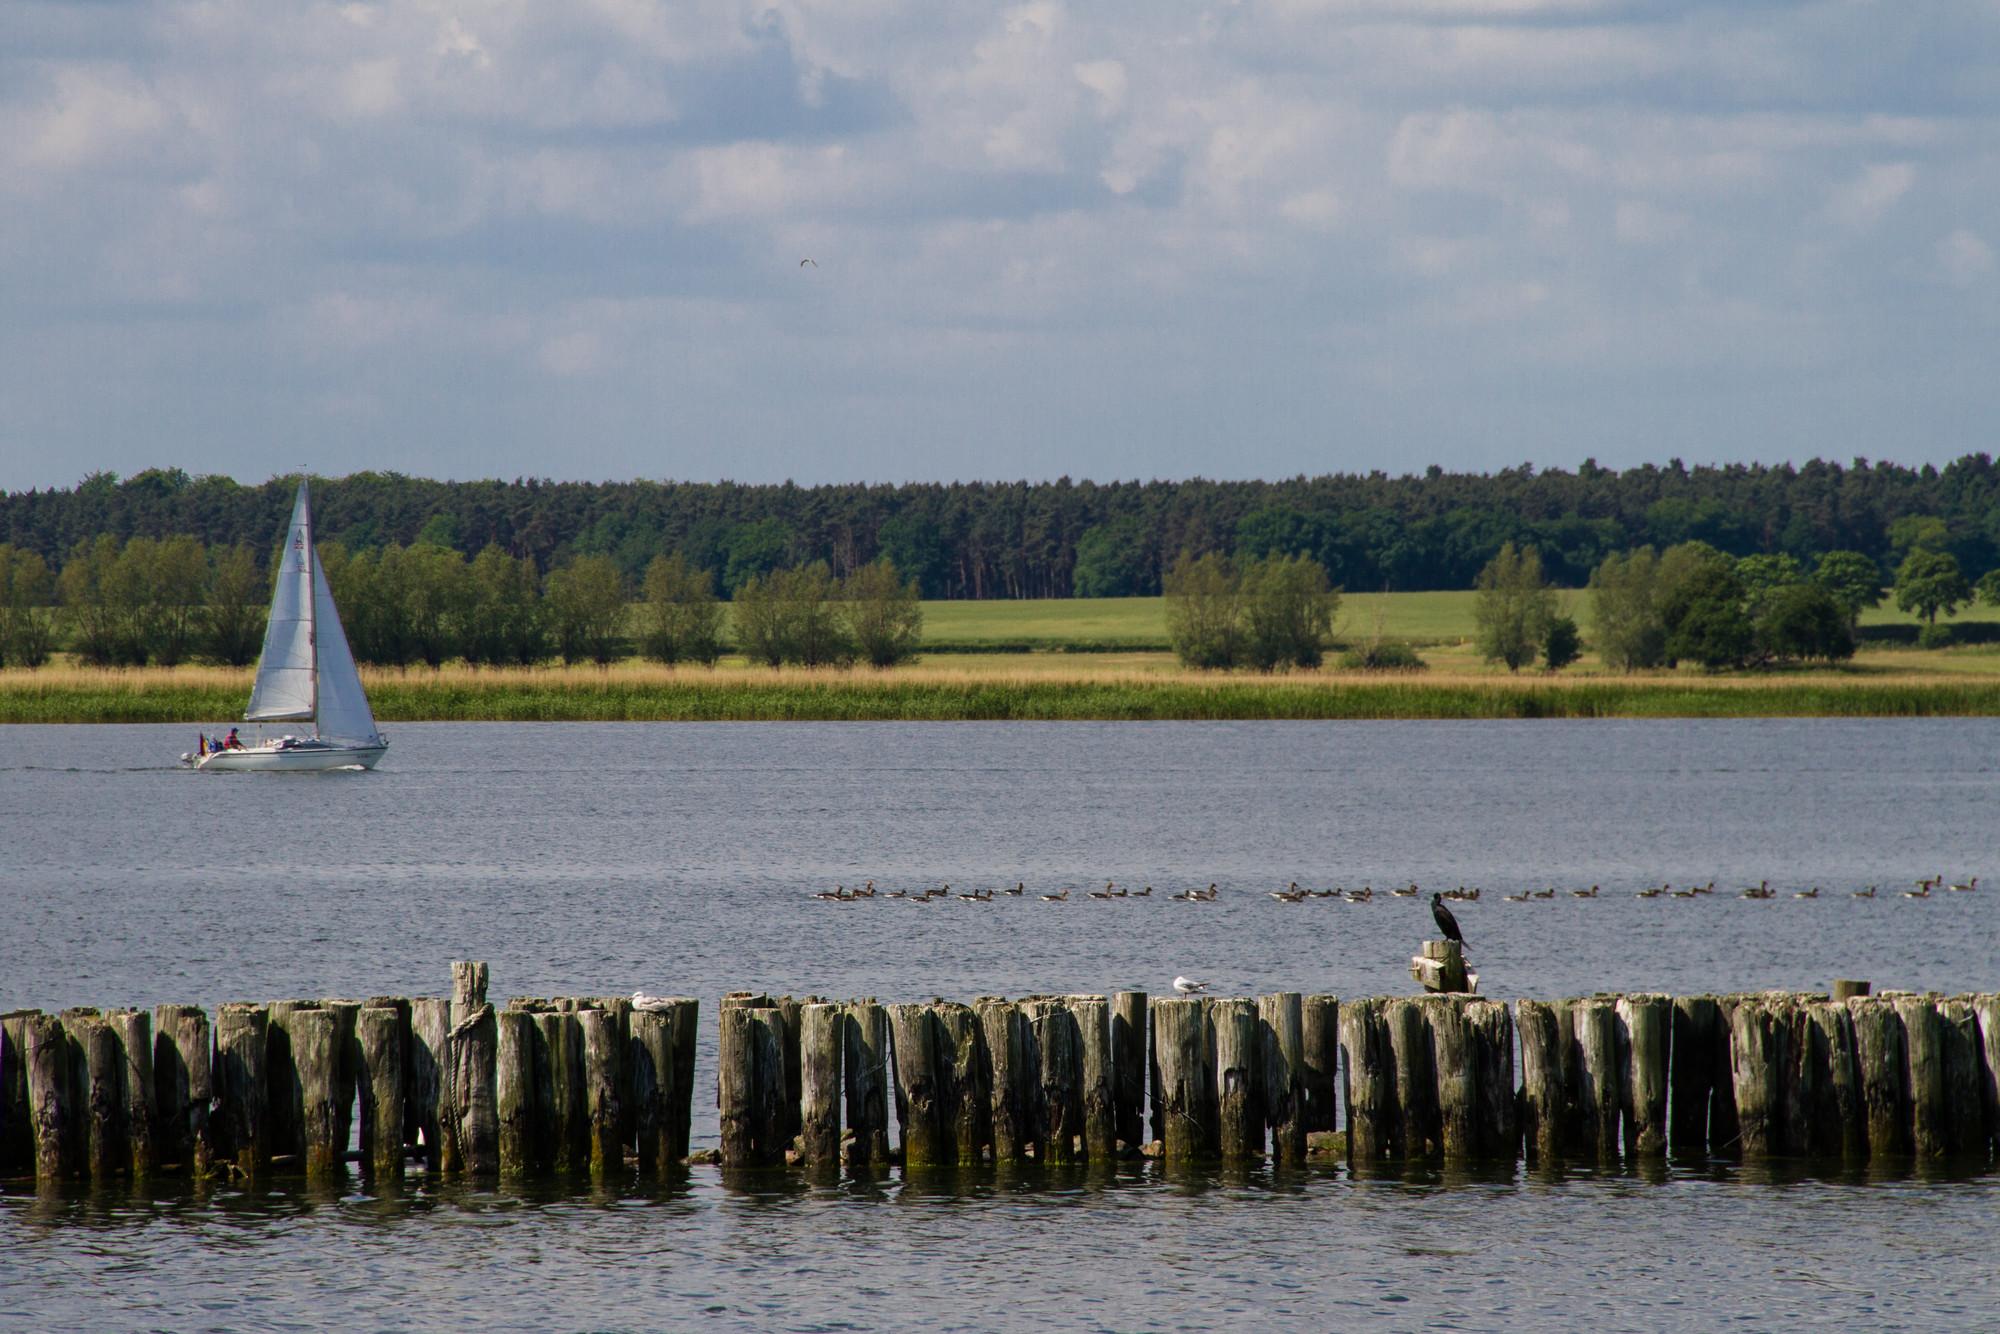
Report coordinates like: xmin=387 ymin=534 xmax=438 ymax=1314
xmin=244 ymin=483 xmax=316 ymax=722
xmin=311 ymin=553 xmax=380 ymax=744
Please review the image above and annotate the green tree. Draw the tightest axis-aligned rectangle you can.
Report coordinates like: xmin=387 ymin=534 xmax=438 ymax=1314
xmin=1893 ymin=548 xmax=1971 ymax=627
xmin=876 ymin=513 xmax=952 ymax=599
xmin=1164 ymin=552 xmax=1242 ymax=669
xmin=1473 ymin=542 xmax=1554 ymax=672
xmin=639 ymin=552 xmax=723 ymax=665
xmin=59 ymin=535 xmax=134 ymax=665
xmin=544 ymin=554 xmax=627 ymax=664
xmin=202 ymin=544 xmax=267 ymax=666
xmin=1239 ymin=553 xmax=1337 ymax=671
xmin=842 ymin=558 xmax=924 ymax=668
xmin=142 ymin=535 xmax=212 ymax=667
xmin=1755 ymin=582 xmax=1855 ymax=664
xmin=1661 ymin=562 xmax=1752 ymax=670
xmin=461 ymin=545 xmax=545 ymax=666
xmin=1888 ymin=515 xmax=1950 ymax=563
xmin=1812 ymin=550 xmax=1883 ymax=628
xmin=0 ymin=545 xmax=58 ymax=668
xmin=1978 ymin=568 xmax=2000 ymax=608
xmin=732 ymin=563 xmax=853 ymax=667
xmin=1073 ymin=517 xmax=1153 ymax=598
xmin=721 ymin=519 xmax=794 ymax=597
xmin=1733 ymin=553 xmax=1805 ymax=622
xmin=401 ymin=544 xmax=472 ymax=667
xmin=1588 ymin=547 xmax=1667 ymax=672
xmin=1542 ymin=614 xmax=1582 ymax=671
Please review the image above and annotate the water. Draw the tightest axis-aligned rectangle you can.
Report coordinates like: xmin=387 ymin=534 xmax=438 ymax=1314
xmin=3 ymin=720 xmax=1996 ymax=1331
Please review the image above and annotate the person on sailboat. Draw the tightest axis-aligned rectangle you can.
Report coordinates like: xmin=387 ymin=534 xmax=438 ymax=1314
xmin=224 ymin=727 xmax=243 ymax=750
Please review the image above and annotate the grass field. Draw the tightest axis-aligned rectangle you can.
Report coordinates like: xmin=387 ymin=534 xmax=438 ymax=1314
xmin=7 ymin=591 xmax=2000 ymax=723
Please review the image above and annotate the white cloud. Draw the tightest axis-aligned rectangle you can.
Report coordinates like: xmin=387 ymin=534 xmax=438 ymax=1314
xmin=1937 ymin=228 xmax=1994 ymax=284
xmin=1825 ymin=162 xmax=1915 ymax=230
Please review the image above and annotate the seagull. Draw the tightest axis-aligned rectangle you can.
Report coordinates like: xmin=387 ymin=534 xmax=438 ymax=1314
xmin=800 ymin=257 xmax=817 ymax=267
xmin=632 ymin=991 xmax=673 ymax=1010
xmin=1172 ymin=976 xmax=1211 ymax=996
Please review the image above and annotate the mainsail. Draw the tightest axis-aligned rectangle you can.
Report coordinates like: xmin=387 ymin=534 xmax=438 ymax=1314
xmin=244 ymin=483 xmax=317 ymax=722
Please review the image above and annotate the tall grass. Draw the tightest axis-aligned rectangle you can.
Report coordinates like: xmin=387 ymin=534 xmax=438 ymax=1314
xmin=7 ymin=660 xmax=1999 ymax=722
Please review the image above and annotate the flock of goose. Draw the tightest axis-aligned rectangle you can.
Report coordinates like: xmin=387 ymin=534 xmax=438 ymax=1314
xmin=810 ymin=876 xmax=1979 ymax=905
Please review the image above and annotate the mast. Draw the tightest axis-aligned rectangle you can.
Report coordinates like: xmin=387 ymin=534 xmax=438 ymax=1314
xmin=303 ymin=475 xmax=319 ymax=736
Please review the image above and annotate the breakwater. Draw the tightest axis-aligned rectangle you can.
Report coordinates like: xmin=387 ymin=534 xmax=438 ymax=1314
xmin=4 ymin=966 xmax=1997 ymax=1185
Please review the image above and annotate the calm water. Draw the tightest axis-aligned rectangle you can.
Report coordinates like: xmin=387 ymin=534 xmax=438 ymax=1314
xmin=3 ymin=720 xmax=1996 ymax=1331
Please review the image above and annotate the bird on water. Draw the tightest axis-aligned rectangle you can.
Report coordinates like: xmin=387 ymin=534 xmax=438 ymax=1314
xmin=1172 ymin=976 xmax=1211 ymax=995
xmin=1430 ymin=892 xmax=1464 ymax=946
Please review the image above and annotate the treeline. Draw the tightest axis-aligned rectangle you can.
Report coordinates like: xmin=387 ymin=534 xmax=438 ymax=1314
xmin=0 ymin=534 xmax=925 ymax=671
xmin=5 ymin=455 xmax=1999 ymax=598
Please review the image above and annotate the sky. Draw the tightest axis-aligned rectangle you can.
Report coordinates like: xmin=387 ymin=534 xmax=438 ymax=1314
xmin=3 ymin=0 xmax=1997 ymax=491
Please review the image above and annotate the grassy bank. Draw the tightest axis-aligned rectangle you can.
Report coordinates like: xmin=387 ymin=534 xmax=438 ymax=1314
xmin=8 ymin=660 xmax=2000 ymax=723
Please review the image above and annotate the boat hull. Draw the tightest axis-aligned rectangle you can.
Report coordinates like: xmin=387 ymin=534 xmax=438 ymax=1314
xmin=187 ymin=741 xmax=387 ymax=772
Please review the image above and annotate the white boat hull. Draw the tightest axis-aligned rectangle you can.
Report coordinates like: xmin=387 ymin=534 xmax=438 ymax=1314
xmin=185 ymin=740 xmax=387 ymax=772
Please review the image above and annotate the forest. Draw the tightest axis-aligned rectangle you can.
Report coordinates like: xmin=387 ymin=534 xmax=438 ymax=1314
xmin=2 ymin=455 xmax=1998 ymax=599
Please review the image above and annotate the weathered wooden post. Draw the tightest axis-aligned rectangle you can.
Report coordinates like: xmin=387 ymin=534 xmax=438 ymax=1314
xmin=408 ymin=997 xmax=449 ymax=1170
xmin=262 ymin=1000 xmax=311 ymax=1161
xmin=631 ymin=1007 xmax=680 ymax=1176
xmin=1668 ymin=995 xmax=1716 ymax=1153
xmin=493 ymin=1007 xmax=535 ymax=1176
xmin=1024 ymin=999 xmax=1081 ymax=1164
xmin=798 ymin=1002 xmax=844 ymax=1168
xmin=1774 ymin=997 xmax=1816 ymax=1156
xmin=935 ymin=1001 xmax=991 ymax=1164
xmin=1848 ymin=995 xmax=1911 ymax=1158
xmin=1301 ymin=994 xmax=1340 ymax=1135
xmin=1516 ymin=999 xmax=1565 ymax=1164
xmin=1383 ymin=998 xmax=1436 ymax=1160
xmin=1211 ymin=997 xmax=1261 ymax=1162
xmin=1570 ymin=996 xmax=1622 ymax=1161
xmin=578 ymin=1007 xmax=622 ymax=1177
xmin=1111 ymin=991 xmax=1147 ymax=1150
xmin=214 ymin=1003 xmax=268 ymax=1177
xmin=1411 ymin=940 xmax=1471 ymax=994
xmin=532 ymin=1008 xmax=585 ymax=1174
xmin=1068 ymin=996 xmax=1115 ymax=1162
xmin=278 ymin=1006 xmax=340 ymax=1178
xmin=447 ymin=1002 xmax=499 ymax=1176
xmin=1428 ymin=998 xmax=1479 ymax=1160
xmin=23 ymin=1011 xmax=74 ymax=1180
xmin=59 ymin=1008 xmax=121 ymax=1180
xmin=1707 ymin=996 xmax=1742 ymax=1155
xmin=1726 ymin=997 xmax=1782 ymax=1159
xmin=843 ymin=1001 xmax=891 ymax=1168
xmin=357 ymin=1006 xmax=406 ymax=1180
xmin=1258 ymin=992 xmax=1306 ymax=1166
xmin=1895 ymin=995 xmax=1948 ymax=1159
xmin=1467 ymin=998 xmax=1517 ymax=1160
xmin=450 ymin=961 xmax=489 ymax=1028
xmin=1937 ymin=999 xmax=1986 ymax=1160
xmin=719 ymin=1003 xmax=785 ymax=1167
xmin=1831 ymin=980 xmax=1871 ymax=1002
xmin=1151 ymin=997 xmax=1217 ymax=1166
xmin=1338 ymin=997 xmax=1390 ymax=1166
xmin=323 ymin=1000 xmax=361 ymax=1164
xmin=1616 ymin=994 xmax=1670 ymax=1158
xmin=1 ymin=1010 xmax=35 ymax=1178
xmin=591 ymin=993 xmax=636 ymax=1150
xmin=105 ymin=1008 xmax=156 ymax=1178
xmin=976 ymin=999 xmax=1029 ymax=1162
xmin=1974 ymin=994 xmax=2000 ymax=1158
xmin=152 ymin=1004 xmax=212 ymax=1177
xmin=1804 ymin=999 xmax=1864 ymax=1161
xmin=885 ymin=1003 xmax=946 ymax=1168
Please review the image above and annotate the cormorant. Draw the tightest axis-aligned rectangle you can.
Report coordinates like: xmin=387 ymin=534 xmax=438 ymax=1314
xmin=1430 ymin=892 xmax=1464 ymax=944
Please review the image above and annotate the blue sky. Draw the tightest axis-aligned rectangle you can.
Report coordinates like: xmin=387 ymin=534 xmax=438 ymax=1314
xmin=3 ymin=0 xmax=1996 ymax=489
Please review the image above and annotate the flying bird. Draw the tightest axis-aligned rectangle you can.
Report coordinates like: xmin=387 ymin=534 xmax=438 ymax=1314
xmin=1172 ymin=976 xmax=1211 ymax=995
xmin=800 ymin=257 xmax=817 ymax=267
xmin=1430 ymin=892 xmax=1464 ymax=945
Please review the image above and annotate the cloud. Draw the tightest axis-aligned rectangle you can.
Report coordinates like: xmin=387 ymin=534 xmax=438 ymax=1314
xmin=1937 ymin=228 xmax=1994 ymax=285
xmin=1825 ymin=161 xmax=1915 ymax=230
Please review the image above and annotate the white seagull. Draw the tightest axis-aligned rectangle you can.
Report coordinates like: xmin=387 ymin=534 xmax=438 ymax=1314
xmin=632 ymin=991 xmax=673 ymax=1010
xmin=1172 ymin=976 xmax=1211 ymax=996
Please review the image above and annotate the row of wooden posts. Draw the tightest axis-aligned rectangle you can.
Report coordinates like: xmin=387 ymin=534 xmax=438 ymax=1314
xmin=6 ymin=967 xmax=1999 ymax=1185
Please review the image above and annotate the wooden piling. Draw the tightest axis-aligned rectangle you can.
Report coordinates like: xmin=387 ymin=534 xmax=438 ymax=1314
xmin=58 ymin=1008 xmax=118 ymax=1180
xmin=1068 ymin=995 xmax=1115 ymax=1162
xmin=214 ymin=1003 xmax=268 ymax=1177
xmin=977 ymin=999 xmax=1029 ymax=1162
xmin=152 ymin=1004 xmax=212 ymax=1177
xmin=578 ymin=1007 xmax=622 ymax=1176
xmin=1831 ymin=979 xmax=1871 ymax=1002
xmin=885 ymin=1003 xmax=945 ymax=1167
xmin=23 ymin=1011 xmax=74 ymax=1180
xmin=450 ymin=961 xmax=489 ymax=1028
xmin=532 ymin=1008 xmax=585 ymax=1174
xmin=1707 ymin=997 xmax=1742 ymax=1155
xmin=1774 ymin=997 xmax=1815 ymax=1156
xmin=1668 ymin=995 xmax=1717 ymax=1153
xmin=494 ymin=1007 xmax=535 ymax=1175
xmin=1301 ymin=994 xmax=1340 ymax=1136
xmin=1468 ymin=999 xmax=1517 ymax=1160
xmin=447 ymin=1002 xmax=499 ymax=1175
xmin=262 ymin=1000 xmax=312 ymax=1161
xmin=408 ymin=997 xmax=448 ymax=1170
xmin=1258 ymin=992 xmax=1306 ymax=1166
xmin=1 ymin=1011 xmax=34 ymax=1178
xmin=1428 ymin=998 xmax=1479 ymax=1160
xmin=1516 ymin=999 xmax=1565 ymax=1164
xmin=798 ymin=1002 xmax=843 ymax=1168
xmin=1726 ymin=997 xmax=1781 ymax=1159
xmin=1804 ymin=999 xmax=1865 ymax=1161
xmin=357 ymin=1006 xmax=406 ymax=1179
xmin=1383 ymin=998 xmax=1437 ymax=1160
xmin=277 ymin=1006 xmax=340 ymax=1178
xmin=1111 ymin=991 xmax=1147 ymax=1150
xmin=843 ymin=1002 xmax=892 ymax=1168
xmin=1211 ymin=997 xmax=1262 ymax=1162
xmin=1896 ymin=996 xmax=1951 ymax=1160
xmin=322 ymin=1000 xmax=361 ymax=1165
xmin=102 ymin=1009 xmax=155 ymax=1178
xmin=1616 ymin=994 xmax=1670 ymax=1158
xmin=1848 ymin=995 xmax=1911 ymax=1158
xmin=1337 ymin=997 xmax=1390 ymax=1165
xmin=1024 ymin=999 xmax=1082 ymax=1165
xmin=1974 ymin=994 xmax=2000 ymax=1159
xmin=1413 ymin=939 xmax=1471 ymax=994
xmin=719 ymin=1003 xmax=785 ymax=1167
xmin=1570 ymin=997 xmax=1622 ymax=1161
xmin=939 ymin=1001 xmax=992 ymax=1164
xmin=1936 ymin=1000 xmax=1985 ymax=1160
xmin=631 ymin=1007 xmax=681 ymax=1176
xmin=1151 ymin=997 xmax=1217 ymax=1166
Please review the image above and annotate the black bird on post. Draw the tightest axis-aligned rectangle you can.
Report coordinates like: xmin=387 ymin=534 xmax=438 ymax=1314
xmin=1430 ymin=892 xmax=1464 ymax=945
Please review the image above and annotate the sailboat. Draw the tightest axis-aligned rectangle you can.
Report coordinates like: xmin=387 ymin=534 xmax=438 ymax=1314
xmin=182 ymin=479 xmax=388 ymax=771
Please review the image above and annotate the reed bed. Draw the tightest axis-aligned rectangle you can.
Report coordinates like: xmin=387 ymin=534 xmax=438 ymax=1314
xmin=6 ymin=658 xmax=2000 ymax=722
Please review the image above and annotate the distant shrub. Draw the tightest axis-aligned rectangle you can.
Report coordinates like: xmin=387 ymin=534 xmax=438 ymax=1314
xmin=1339 ymin=641 xmax=1426 ymax=671
xmin=1917 ymin=623 xmax=1954 ymax=651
